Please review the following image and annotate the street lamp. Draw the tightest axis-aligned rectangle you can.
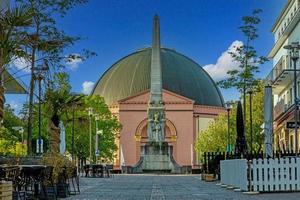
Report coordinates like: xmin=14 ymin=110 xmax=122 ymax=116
xmin=70 ymin=93 xmax=84 ymax=162
xmin=247 ymin=89 xmax=254 ymax=154
xmin=88 ymin=107 xmax=93 ymax=163
xmin=284 ymin=42 xmax=300 ymax=155
xmin=12 ymin=126 xmax=24 ymax=154
xmin=72 ymin=103 xmax=75 ymax=161
xmin=225 ymin=101 xmax=233 ymax=152
xmin=33 ymin=60 xmax=49 ymax=155
xmin=94 ymin=114 xmax=99 ymax=163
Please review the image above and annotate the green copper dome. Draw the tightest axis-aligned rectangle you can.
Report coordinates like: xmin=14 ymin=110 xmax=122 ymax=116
xmin=92 ymin=48 xmax=224 ymax=107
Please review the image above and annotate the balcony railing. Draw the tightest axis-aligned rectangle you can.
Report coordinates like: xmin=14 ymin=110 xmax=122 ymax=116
xmin=267 ymin=55 xmax=290 ymax=83
xmin=274 ymin=99 xmax=294 ymax=120
xmin=276 ymin=2 xmax=300 ymax=42
xmin=266 ymin=55 xmax=300 ymax=94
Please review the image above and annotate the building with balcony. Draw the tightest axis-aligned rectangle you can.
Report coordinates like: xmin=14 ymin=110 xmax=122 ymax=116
xmin=267 ymin=0 xmax=300 ymax=152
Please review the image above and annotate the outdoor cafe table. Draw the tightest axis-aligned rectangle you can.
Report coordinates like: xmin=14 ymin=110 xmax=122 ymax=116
xmin=18 ymin=165 xmax=47 ymax=197
xmin=0 ymin=164 xmax=47 ymax=197
xmin=84 ymin=164 xmax=107 ymax=177
xmin=0 ymin=165 xmax=19 ymax=181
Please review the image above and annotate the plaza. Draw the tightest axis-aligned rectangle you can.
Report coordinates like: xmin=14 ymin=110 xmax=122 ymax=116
xmin=68 ymin=175 xmax=300 ymax=200
xmin=2 ymin=0 xmax=300 ymax=199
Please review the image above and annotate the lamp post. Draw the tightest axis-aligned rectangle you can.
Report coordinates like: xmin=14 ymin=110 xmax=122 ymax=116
xmin=12 ymin=126 xmax=24 ymax=154
xmin=88 ymin=107 xmax=93 ymax=163
xmin=33 ymin=61 xmax=48 ymax=155
xmin=284 ymin=42 xmax=300 ymax=155
xmin=225 ymin=101 xmax=233 ymax=152
xmin=94 ymin=114 xmax=99 ymax=163
xmin=248 ymin=89 xmax=253 ymax=154
xmin=70 ymin=93 xmax=84 ymax=162
xmin=72 ymin=104 xmax=75 ymax=160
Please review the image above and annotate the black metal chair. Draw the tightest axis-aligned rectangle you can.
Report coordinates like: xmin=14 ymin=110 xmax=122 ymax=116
xmin=20 ymin=166 xmax=47 ymax=200
xmin=105 ymin=165 xmax=114 ymax=178
xmin=40 ymin=166 xmax=57 ymax=200
xmin=83 ymin=165 xmax=89 ymax=177
xmin=68 ymin=167 xmax=80 ymax=195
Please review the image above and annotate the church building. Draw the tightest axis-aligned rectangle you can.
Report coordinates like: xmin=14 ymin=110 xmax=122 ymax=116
xmin=92 ymin=16 xmax=225 ymax=170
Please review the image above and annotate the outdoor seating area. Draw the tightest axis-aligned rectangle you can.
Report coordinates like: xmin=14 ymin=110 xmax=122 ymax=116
xmin=83 ymin=164 xmax=114 ymax=178
xmin=0 ymin=163 xmax=80 ymax=200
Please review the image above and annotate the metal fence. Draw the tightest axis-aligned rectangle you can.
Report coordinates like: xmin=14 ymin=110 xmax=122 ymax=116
xmin=202 ymin=150 xmax=299 ymax=177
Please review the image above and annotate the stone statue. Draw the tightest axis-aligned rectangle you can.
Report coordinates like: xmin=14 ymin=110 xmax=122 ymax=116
xmin=148 ymin=109 xmax=165 ymax=142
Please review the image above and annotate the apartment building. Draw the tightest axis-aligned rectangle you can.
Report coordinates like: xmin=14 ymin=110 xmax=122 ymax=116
xmin=267 ymin=0 xmax=300 ymax=152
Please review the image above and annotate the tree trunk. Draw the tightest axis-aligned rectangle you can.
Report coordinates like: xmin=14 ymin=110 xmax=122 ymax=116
xmin=0 ymin=50 xmax=4 ymax=124
xmin=48 ymin=120 xmax=60 ymax=154
xmin=27 ymin=46 xmax=36 ymax=155
xmin=27 ymin=18 xmax=40 ymax=155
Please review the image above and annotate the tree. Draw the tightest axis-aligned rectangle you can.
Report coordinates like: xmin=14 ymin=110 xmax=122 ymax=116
xmin=61 ymin=94 xmax=121 ymax=162
xmin=217 ymin=9 xmax=268 ymax=121
xmin=14 ymin=0 xmax=90 ymax=155
xmin=3 ymin=104 xmax=25 ymax=140
xmin=0 ymin=5 xmax=32 ymax=121
xmin=79 ymin=95 xmax=121 ymax=162
xmin=42 ymin=72 xmax=82 ymax=153
xmin=195 ymin=81 xmax=265 ymax=159
xmin=40 ymin=72 xmax=121 ymax=162
xmin=0 ymin=106 xmax=27 ymax=156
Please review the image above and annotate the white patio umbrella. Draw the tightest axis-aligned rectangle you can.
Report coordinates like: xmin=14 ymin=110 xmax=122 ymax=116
xmin=264 ymin=85 xmax=273 ymax=158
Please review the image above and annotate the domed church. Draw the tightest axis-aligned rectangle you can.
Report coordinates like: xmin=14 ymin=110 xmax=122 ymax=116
xmin=92 ymin=16 xmax=225 ymax=171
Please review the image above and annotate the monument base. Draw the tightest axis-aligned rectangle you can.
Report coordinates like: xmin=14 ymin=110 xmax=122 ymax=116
xmin=132 ymin=142 xmax=181 ymax=173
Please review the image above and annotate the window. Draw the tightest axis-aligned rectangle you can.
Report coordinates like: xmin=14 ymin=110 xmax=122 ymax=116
xmin=290 ymin=134 xmax=294 ymax=151
xmin=290 ymin=88 xmax=293 ymax=105
xmin=297 ymin=81 xmax=300 ymax=98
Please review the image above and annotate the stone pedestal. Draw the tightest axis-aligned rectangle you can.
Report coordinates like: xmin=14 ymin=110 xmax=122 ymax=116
xmin=133 ymin=142 xmax=181 ymax=173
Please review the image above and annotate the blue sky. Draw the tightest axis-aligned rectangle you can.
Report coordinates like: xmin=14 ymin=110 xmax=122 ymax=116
xmin=6 ymin=0 xmax=286 ymax=112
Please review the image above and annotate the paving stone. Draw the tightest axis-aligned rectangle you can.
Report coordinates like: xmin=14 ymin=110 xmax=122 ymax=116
xmin=67 ymin=175 xmax=300 ymax=200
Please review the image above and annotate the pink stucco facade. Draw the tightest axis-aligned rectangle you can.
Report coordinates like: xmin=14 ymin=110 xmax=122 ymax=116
xmin=111 ymin=89 xmax=225 ymax=169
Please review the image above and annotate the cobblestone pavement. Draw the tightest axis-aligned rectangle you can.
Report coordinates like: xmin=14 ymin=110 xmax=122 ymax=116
xmin=67 ymin=174 xmax=300 ymax=200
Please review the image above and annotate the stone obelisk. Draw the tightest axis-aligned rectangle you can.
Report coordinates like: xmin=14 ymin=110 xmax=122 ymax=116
xmin=132 ymin=16 xmax=180 ymax=173
xmin=147 ymin=15 xmax=166 ymax=143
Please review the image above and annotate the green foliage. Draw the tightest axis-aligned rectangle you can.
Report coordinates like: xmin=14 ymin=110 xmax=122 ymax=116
xmin=196 ymin=81 xmax=265 ymax=159
xmin=44 ymin=72 xmax=72 ymax=124
xmin=42 ymin=153 xmax=75 ymax=184
xmin=217 ymin=9 xmax=268 ymax=93
xmin=15 ymin=0 xmax=93 ymax=69
xmin=62 ymin=95 xmax=121 ymax=162
xmin=39 ymin=72 xmax=121 ymax=161
xmin=0 ymin=5 xmax=33 ymax=66
xmin=3 ymin=105 xmax=24 ymax=141
xmin=0 ymin=128 xmax=27 ymax=156
xmin=14 ymin=0 xmax=94 ymax=156
xmin=0 ymin=106 xmax=27 ymax=156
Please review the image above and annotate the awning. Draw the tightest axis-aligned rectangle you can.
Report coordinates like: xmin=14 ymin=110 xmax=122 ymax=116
xmin=3 ymin=70 xmax=28 ymax=94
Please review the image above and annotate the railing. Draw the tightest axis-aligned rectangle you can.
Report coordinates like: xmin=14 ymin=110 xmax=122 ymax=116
xmin=220 ymin=157 xmax=300 ymax=192
xmin=276 ymin=2 xmax=300 ymax=41
xmin=273 ymin=99 xmax=294 ymax=119
xmin=202 ymin=150 xmax=299 ymax=178
xmin=251 ymin=158 xmax=300 ymax=192
xmin=266 ymin=55 xmax=290 ymax=84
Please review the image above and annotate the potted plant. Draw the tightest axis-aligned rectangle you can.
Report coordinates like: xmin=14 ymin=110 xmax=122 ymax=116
xmin=42 ymin=153 xmax=75 ymax=198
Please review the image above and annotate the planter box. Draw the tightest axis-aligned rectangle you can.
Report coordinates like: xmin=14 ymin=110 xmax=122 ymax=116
xmin=56 ymin=183 xmax=69 ymax=198
xmin=0 ymin=181 xmax=12 ymax=200
xmin=202 ymin=174 xmax=216 ymax=182
xmin=40 ymin=186 xmax=57 ymax=200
